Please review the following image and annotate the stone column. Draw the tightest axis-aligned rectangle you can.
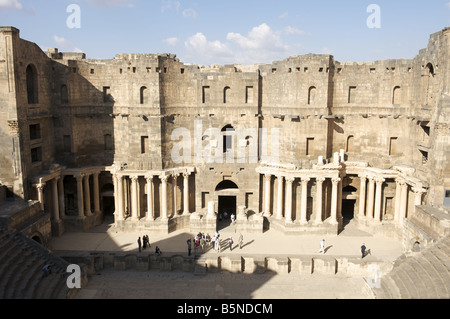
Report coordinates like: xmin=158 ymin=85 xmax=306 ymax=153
xmin=93 ymin=172 xmax=100 ymax=214
xmin=146 ymin=176 xmax=154 ymax=220
xmin=374 ymin=177 xmax=385 ymax=222
xmin=75 ymin=175 xmax=84 ymax=218
xmin=399 ymin=181 xmax=409 ymax=225
xmin=413 ymin=187 xmax=426 ymax=207
xmin=300 ymin=177 xmax=310 ymax=225
xmin=314 ymin=177 xmax=325 ymax=224
xmin=83 ymin=174 xmax=92 ymax=216
xmin=36 ymin=183 xmax=46 ymax=211
xmin=276 ymin=175 xmax=284 ymax=220
xmin=285 ymin=177 xmax=294 ymax=224
xmin=116 ymin=175 xmax=125 ymax=221
xmin=183 ymin=173 xmax=190 ymax=215
xmin=264 ymin=174 xmax=272 ymax=217
xmin=160 ymin=175 xmax=169 ymax=221
xmin=330 ymin=177 xmax=341 ymax=224
xmin=366 ymin=176 xmax=375 ymax=219
xmin=58 ymin=177 xmax=65 ymax=218
xmin=131 ymin=176 xmax=139 ymax=220
xmin=52 ymin=178 xmax=60 ymax=222
xmin=394 ymin=179 xmax=403 ymax=224
xmin=173 ymin=174 xmax=178 ymax=216
xmin=358 ymin=175 xmax=367 ymax=219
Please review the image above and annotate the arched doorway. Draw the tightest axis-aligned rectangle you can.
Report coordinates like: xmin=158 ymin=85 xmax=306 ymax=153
xmin=215 ymin=180 xmax=239 ymax=231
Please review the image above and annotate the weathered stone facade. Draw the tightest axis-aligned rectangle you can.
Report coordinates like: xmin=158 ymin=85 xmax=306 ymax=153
xmin=1 ymin=26 xmax=449 ymax=240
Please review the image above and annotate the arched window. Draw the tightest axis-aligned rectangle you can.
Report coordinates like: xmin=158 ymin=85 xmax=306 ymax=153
xmin=140 ymin=86 xmax=148 ymax=104
xmin=223 ymin=86 xmax=231 ymax=104
xmin=61 ymin=85 xmax=69 ymax=104
xmin=308 ymin=86 xmax=316 ymax=105
xmin=221 ymin=125 xmax=235 ymax=153
xmin=26 ymin=64 xmax=39 ymax=104
xmin=424 ymin=63 xmax=435 ymax=106
xmin=392 ymin=86 xmax=402 ymax=105
xmin=215 ymin=180 xmax=239 ymax=191
xmin=346 ymin=135 xmax=355 ymax=153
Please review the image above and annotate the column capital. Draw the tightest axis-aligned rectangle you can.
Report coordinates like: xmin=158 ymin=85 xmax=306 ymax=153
xmin=301 ymin=177 xmax=311 ymax=184
xmin=412 ymin=187 xmax=426 ymax=194
xmin=358 ymin=174 xmax=367 ymax=180
xmin=316 ymin=177 xmax=326 ymax=183
xmin=331 ymin=177 xmax=341 ymax=184
xmin=286 ymin=176 xmax=295 ymax=183
xmin=375 ymin=177 xmax=385 ymax=184
xmin=183 ymin=172 xmax=190 ymax=178
xmin=160 ymin=175 xmax=169 ymax=182
xmin=146 ymin=176 xmax=154 ymax=182
xmin=130 ymin=175 xmax=139 ymax=182
xmin=36 ymin=182 xmax=46 ymax=190
xmin=264 ymin=174 xmax=272 ymax=182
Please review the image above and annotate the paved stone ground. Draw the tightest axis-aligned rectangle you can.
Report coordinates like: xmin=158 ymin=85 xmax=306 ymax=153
xmin=50 ymin=219 xmax=403 ymax=300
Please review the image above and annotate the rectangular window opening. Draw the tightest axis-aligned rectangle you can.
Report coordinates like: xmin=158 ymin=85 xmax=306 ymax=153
xmin=31 ymin=147 xmax=42 ymax=163
xmin=141 ymin=136 xmax=149 ymax=154
xmin=306 ymin=138 xmax=315 ymax=156
xmin=29 ymin=124 xmax=41 ymax=140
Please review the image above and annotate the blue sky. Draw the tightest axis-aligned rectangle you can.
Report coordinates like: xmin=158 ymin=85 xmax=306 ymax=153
xmin=1 ymin=0 xmax=450 ymax=65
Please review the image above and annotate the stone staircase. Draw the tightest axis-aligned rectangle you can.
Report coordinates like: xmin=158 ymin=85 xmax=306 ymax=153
xmin=373 ymin=235 xmax=450 ymax=299
xmin=0 ymin=228 xmax=77 ymax=299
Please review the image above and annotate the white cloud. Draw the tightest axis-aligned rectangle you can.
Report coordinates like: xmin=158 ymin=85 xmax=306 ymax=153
xmin=0 ymin=0 xmax=23 ymax=10
xmin=279 ymin=11 xmax=288 ymax=19
xmin=182 ymin=8 xmax=197 ymax=19
xmin=284 ymin=26 xmax=306 ymax=36
xmin=181 ymin=23 xmax=302 ymax=65
xmin=161 ymin=0 xmax=180 ymax=13
xmin=184 ymin=32 xmax=233 ymax=64
xmin=225 ymin=23 xmax=292 ymax=64
xmin=53 ymin=35 xmax=82 ymax=52
xmin=321 ymin=47 xmax=333 ymax=55
xmin=163 ymin=37 xmax=180 ymax=46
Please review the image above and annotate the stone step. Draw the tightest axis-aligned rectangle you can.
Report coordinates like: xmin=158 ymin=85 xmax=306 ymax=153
xmin=13 ymin=256 xmax=46 ymax=299
xmin=401 ymin=262 xmax=432 ymax=299
xmin=2 ymin=249 xmax=34 ymax=298
xmin=432 ymin=247 xmax=450 ymax=271
xmin=413 ymin=257 xmax=441 ymax=298
xmin=22 ymin=260 xmax=48 ymax=299
xmin=375 ymin=275 xmax=398 ymax=299
xmin=396 ymin=263 xmax=421 ymax=298
xmin=422 ymin=251 xmax=450 ymax=298
xmin=390 ymin=272 xmax=411 ymax=299
xmin=0 ymin=245 xmax=27 ymax=292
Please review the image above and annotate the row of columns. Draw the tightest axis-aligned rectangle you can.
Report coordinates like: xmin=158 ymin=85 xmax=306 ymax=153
xmin=35 ymin=172 xmax=101 ymax=221
xmin=263 ymin=173 xmax=427 ymax=226
xmin=263 ymin=174 xmax=342 ymax=225
xmin=358 ymin=175 xmax=426 ymax=224
xmin=113 ymin=172 xmax=191 ymax=222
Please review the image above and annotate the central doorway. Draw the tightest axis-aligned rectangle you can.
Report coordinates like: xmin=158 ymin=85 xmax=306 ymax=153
xmin=218 ymin=196 xmax=237 ymax=230
xmin=342 ymin=199 xmax=356 ymax=226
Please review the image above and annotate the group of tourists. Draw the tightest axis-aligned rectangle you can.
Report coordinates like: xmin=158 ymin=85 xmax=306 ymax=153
xmin=137 ymin=235 xmax=162 ymax=256
xmin=186 ymin=231 xmax=245 ymax=256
